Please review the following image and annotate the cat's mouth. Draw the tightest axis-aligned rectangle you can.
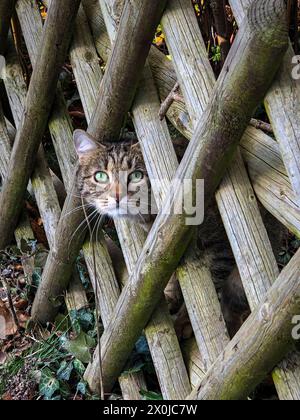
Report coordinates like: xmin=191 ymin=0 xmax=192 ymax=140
xmin=94 ymin=198 xmax=150 ymax=221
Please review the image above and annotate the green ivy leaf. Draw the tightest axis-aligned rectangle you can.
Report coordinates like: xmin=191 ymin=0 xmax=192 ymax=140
xmin=64 ymin=331 xmax=95 ymax=364
xmin=69 ymin=309 xmax=95 ymax=334
xmin=73 ymin=359 xmax=85 ymax=376
xmin=76 ymin=381 xmax=87 ymax=396
xmin=57 ymin=361 xmax=74 ymax=381
xmin=44 ymin=395 xmax=61 ymax=401
xmin=122 ymin=362 xmax=144 ymax=375
xmin=140 ymin=390 xmax=163 ymax=400
xmin=32 ymin=269 xmax=42 ymax=288
xmin=59 ymin=381 xmax=71 ymax=399
xmin=39 ymin=368 xmax=60 ymax=399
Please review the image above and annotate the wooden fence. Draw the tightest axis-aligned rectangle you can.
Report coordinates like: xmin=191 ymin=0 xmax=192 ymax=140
xmin=0 ymin=0 xmax=300 ymax=400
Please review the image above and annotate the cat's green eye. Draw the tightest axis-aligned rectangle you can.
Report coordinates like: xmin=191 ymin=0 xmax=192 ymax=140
xmin=94 ymin=171 xmax=109 ymax=184
xmin=129 ymin=171 xmax=144 ymax=183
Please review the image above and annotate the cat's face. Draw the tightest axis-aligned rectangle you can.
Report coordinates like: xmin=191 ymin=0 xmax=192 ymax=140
xmin=74 ymin=130 xmax=153 ymax=223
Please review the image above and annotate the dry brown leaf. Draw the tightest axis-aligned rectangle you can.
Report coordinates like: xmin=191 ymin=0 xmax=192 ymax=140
xmin=0 ymin=351 xmax=7 ymax=365
xmin=2 ymin=392 xmax=13 ymax=400
xmin=14 ymin=299 xmax=28 ymax=311
xmin=0 ymin=299 xmax=18 ymax=338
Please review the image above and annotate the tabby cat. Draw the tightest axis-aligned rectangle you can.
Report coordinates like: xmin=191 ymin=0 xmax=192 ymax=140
xmin=74 ymin=129 xmax=283 ymax=336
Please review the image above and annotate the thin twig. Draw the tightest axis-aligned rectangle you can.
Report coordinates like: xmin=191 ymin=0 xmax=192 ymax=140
xmin=250 ymin=118 xmax=273 ymax=134
xmin=158 ymin=82 xmax=184 ymax=121
xmin=1 ymin=276 xmax=20 ymax=331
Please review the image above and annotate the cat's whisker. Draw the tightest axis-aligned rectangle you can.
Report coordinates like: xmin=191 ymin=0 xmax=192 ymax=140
xmin=87 ymin=212 xmax=106 ymax=252
xmin=90 ymin=213 xmax=101 ymax=246
xmin=67 ymin=208 xmax=98 ymax=255
xmin=96 ymin=216 xmax=102 ymax=242
xmin=96 ymin=214 xmax=107 ymax=241
xmin=62 ymin=203 xmax=93 ymax=219
xmin=69 ymin=192 xmax=86 ymax=199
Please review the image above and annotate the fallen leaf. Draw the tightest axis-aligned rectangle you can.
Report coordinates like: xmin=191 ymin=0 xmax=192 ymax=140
xmin=39 ymin=368 xmax=60 ymax=400
xmin=0 ymin=300 xmax=18 ymax=338
xmin=0 ymin=351 xmax=7 ymax=365
xmin=64 ymin=331 xmax=95 ymax=363
xmin=14 ymin=299 xmax=28 ymax=310
xmin=2 ymin=392 xmax=13 ymax=400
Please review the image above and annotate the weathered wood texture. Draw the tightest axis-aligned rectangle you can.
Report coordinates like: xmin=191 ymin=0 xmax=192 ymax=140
xmin=162 ymin=0 xmax=300 ymax=399
xmin=112 ymin=219 xmax=191 ymax=400
xmin=0 ymin=103 xmax=36 ymax=281
xmin=165 ymin=0 xmax=300 ymax=399
xmin=82 ymin=0 xmax=193 ymax=137
xmin=230 ymin=0 xmax=300 ymax=206
xmin=84 ymin=0 xmax=296 ymax=236
xmin=240 ymin=128 xmax=300 ymax=237
xmin=1 ymin=39 xmax=60 ymax=242
xmin=217 ymin=150 xmax=300 ymax=399
xmin=182 ymin=339 xmax=206 ymax=389
xmin=88 ymin=0 xmax=168 ymax=141
xmin=0 ymin=100 xmax=33 ymax=245
xmin=18 ymin=0 xmax=118 ymax=323
xmin=162 ymin=0 xmax=230 ymax=370
xmin=17 ymin=0 xmax=144 ymax=399
xmin=23 ymin=0 xmax=119 ymax=324
xmin=3 ymin=33 xmax=88 ymax=312
xmin=85 ymin=1 xmax=191 ymax=400
xmin=0 ymin=101 xmax=11 ymax=177
xmin=119 ymin=371 xmax=148 ymax=401
xmin=86 ymin=0 xmax=288 ymax=393
xmin=31 ymin=0 xmax=170 ymax=399
xmin=0 ymin=0 xmax=81 ymax=249
xmin=188 ymin=248 xmax=300 ymax=400
xmin=31 ymin=0 xmax=167 ymax=324
xmin=162 ymin=0 xmax=215 ymax=128
xmin=4 ymin=44 xmax=61 ymax=249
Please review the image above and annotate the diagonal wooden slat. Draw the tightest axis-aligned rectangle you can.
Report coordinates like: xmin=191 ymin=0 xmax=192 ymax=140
xmin=82 ymin=0 xmax=193 ymax=138
xmin=240 ymin=127 xmax=300 ymax=237
xmin=17 ymin=0 xmax=146 ymax=399
xmin=230 ymin=0 xmax=300 ymax=206
xmin=2 ymin=33 xmax=88 ymax=312
xmin=188 ymin=248 xmax=300 ymax=400
xmin=86 ymin=3 xmax=300 ymax=382
xmin=30 ymin=0 xmax=169 ymax=320
xmin=84 ymin=0 xmax=299 ymax=239
xmin=0 ymin=100 xmax=34 ymax=246
xmin=182 ymin=127 xmax=300 ymax=390
xmin=0 ymin=100 xmax=37 ymax=283
xmin=70 ymin=4 xmax=151 ymax=399
xmin=31 ymin=0 xmax=169 ymax=399
xmin=80 ymin=0 xmax=191 ymax=399
xmin=162 ymin=0 xmax=231 ymax=369
xmin=162 ymin=0 xmax=300 ymax=399
xmin=0 ymin=0 xmax=81 ymax=249
xmin=16 ymin=0 xmax=119 ymax=326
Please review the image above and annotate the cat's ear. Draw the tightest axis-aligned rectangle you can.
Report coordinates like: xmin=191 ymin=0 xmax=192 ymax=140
xmin=73 ymin=130 xmax=99 ymax=157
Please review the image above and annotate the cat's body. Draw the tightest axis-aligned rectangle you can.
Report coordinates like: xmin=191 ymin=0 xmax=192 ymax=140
xmin=74 ymin=130 xmax=284 ymax=337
